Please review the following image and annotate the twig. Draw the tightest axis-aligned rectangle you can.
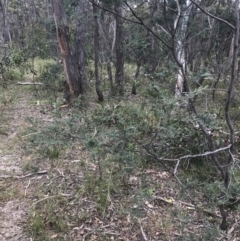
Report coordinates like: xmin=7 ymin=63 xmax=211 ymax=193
xmin=178 ymin=200 xmax=195 ymax=207
xmin=138 ymin=219 xmax=148 ymax=241
xmin=190 ymin=0 xmax=235 ymax=29
xmin=220 ymin=130 xmax=240 ymax=135
xmin=174 ymin=160 xmax=180 ymax=175
xmin=150 ymin=144 xmax=231 ymax=163
xmin=153 ymin=195 xmax=174 ymax=204
xmin=57 ymin=168 xmax=64 ymax=176
xmin=25 ymin=179 xmax=31 ymax=196
xmin=124 ymin=1 xmax=172 ymax=50
xmin=31 ymin=196 xmax=54 ymax=208
xmin=227 ymin=218 xmax=238 ymax=235
xmin=174 ymin=144 xmax=231 ymax=161
xmin=199 ymin=208 xmax=222 ymax=218
xmin=0 ymin=170 xmax=47 ymax=179
xmin=89 ymin=0 xmax=140 ymax=24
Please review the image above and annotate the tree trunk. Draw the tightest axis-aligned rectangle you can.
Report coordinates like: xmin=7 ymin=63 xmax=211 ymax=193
xmin=174 ymin=0 xmax=192 ymax=98
xmin=0 ymin=0 xmax=11 ymax=45
xmin=76 ymin=0 xmax=86 ymax=94
xmin=98 ymin=17 xmax=114 ymax=92
xmin=93 ymin=1 xmax=104 ymax=102
xmin=148 ymin=0 xmax=158 ymax=73
xmin=131 ymin=61 xmax=141 ymax=95
xmin=114 ymin=3 xmax=124 ymax=95
xmin=52 ymin=0 xmax=85 ymax=99
xmin=220 ymin=0 xmax=240 ymax=231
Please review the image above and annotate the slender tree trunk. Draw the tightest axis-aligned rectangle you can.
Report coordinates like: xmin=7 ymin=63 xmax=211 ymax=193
xmin=174 ymin=0 xmax=192 ymax=98
xmin=219 ymin=0 xmax=240 ymax=231
xmin=76 ymin=0 xmax=87 ymax=94
xmin=149 ymin=0 xmax=158 ymax=73
xmin=131 ymin=61 xmax=141 ymax=95
xmin=93 ymin=1 xmax=103 ymax=102
xmin=0 ymin=0 xmax=11 ymax=44
xmin=46 ymin=0 xmax=49 ymax=19
xmin=98 ymin=18 xmax=114 ymax=92
xmin=0 ymin=1 xmax=5 ymax=46
xmin=114 ymin=3 xmax=124 ymax=95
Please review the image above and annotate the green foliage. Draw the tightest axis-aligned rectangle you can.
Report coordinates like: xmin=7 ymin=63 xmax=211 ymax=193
xmin=23 ymin=108 xmax=85 ymax=161
xmin=28 ymin=197 xmax=68 ymax=240
xmin=23 ymin=23 xmax=51 ymax=60
xmin=21 ymin=69 xmax=234 ymax=239
xmin=11 ymin=45 xmax=28 ymax=68
xmin=0 ymin=47 xmax=21 ymax=86
xmin=29 ymin=212 xmax=46 ymax=238
xmin=35 ymin=60 xmax=64 ymax=101
xmin=0 ymin=91 xmax=13 ymax=106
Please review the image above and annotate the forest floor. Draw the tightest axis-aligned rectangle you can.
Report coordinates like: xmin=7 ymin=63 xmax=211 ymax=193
xmin=0 ymin=86 xmax=35 ymax=241
xmin=0 ymin=85 xmax=240 ymax=241
xmin=0 ymin=85 xmax=55 ymax=241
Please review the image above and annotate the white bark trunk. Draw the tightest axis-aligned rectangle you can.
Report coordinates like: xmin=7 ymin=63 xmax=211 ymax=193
xmin=174 ymin=0 xmax=192 ymax=98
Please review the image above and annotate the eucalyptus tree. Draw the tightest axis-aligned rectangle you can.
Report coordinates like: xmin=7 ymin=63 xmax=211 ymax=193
xmin=0 ymin=0 xmax=11 ymax=45
xmin=97 ymin=13 xmax=114 ymax=91
xmin=52 ymin=0 xmax=87 ymax=99
xmin=114 ymin=0 xmax=124 ymax=95
xmin=92 ymin=0 xmax=104 ymax=101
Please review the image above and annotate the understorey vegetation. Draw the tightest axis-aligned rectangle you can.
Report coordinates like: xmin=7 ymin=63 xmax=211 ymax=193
xmin=21 ymin=73 xmax=240 ymax=240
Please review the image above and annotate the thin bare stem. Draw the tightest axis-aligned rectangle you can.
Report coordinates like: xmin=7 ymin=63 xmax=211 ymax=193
xmin=190 ymin=0 xmax=235 ymax=30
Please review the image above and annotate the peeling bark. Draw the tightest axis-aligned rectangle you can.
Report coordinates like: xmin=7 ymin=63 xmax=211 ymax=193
xmin=52 ymin=0 xmax=86 ymax=99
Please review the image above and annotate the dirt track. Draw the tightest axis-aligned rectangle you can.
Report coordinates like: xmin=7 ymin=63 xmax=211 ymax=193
xmin=0 ymin=88 xmax=39 ymax=241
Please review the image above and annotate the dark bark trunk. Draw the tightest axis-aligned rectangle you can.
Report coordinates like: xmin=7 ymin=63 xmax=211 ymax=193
xmin=76 ymin=0 xmax=86 ymax=94
xmin=219 ymin=0 xmax=240 ymax=231
xmin=146 ymin=0 xmax=158 ymax=73
xmin=93 ymin=1 xmax=104 ymax=102
xmin=131 ymin=62 xmax=141 ymax=95
xmin=114 ymin=3 xmax=124 ymax=95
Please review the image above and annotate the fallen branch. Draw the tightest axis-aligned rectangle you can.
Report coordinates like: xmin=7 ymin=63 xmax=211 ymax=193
xmin=25 ymin=179 xmax=31 ymax=196
xmin=178 ymin=200 xmax=195 ymax=207
xmin=138 ymin=219 xmax=148 ymax=241
xmin=153 ymin=195 xmax=174 ymax=204
xmin=31 ymin=195 xmax=54 ymax=208
xmin=0 ymin=170 xmax=47 ymax=179
xmin=16 ymin=82 xmax=44 ymax=85
xmin=166 ymin=144 xmax=232 ymax=162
